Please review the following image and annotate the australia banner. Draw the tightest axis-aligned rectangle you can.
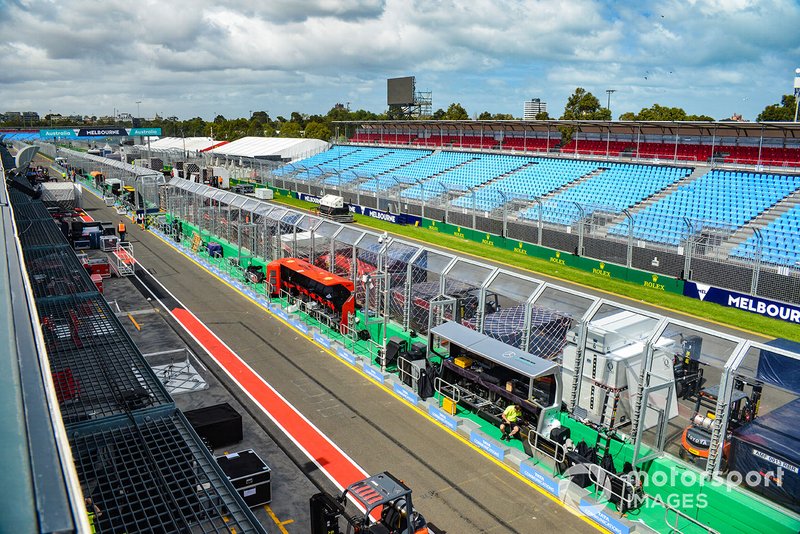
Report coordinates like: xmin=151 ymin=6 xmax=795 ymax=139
xmin=40 ymin=127 xmax=162 ymax=138
xmin=684 ymin=282 xmax=800 ymax=325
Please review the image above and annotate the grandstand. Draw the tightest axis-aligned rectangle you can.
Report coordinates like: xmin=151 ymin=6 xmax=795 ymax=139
xmin=731 ymin=204 xmax=800 ymax=266
xmin=272 ymin=127 xmax=800 ymax=289
xmin=608 ymin=170 xmax=800 ymax=246
xmin=340 ymin=120 xmax=800 ymax=168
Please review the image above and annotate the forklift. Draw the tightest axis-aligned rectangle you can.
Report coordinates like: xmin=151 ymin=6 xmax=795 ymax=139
xmin=679 ymin=379 xmax=761 ymax=469
xmin=310 ymin=472 xmax=429 ymax=534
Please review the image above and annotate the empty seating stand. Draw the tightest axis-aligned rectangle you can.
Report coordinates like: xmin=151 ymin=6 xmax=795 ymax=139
xmin=731 ymin=205 xmax=800 ymax=267
xmin=608 ymin=170 xmax=800 ymax=245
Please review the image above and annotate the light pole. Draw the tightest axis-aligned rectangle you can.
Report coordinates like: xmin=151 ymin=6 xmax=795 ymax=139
xmin=136 ymin=101 xmax=142 ymax=121
xmin=606 ymin=89 xmax=616 ymax=118
xmin=794 ymin=69 xmax=800 ymax=122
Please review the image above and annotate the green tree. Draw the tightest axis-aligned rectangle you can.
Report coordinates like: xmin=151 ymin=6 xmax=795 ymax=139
xmin=305 ymin=121 xmax=331 ymax=141
xmin=290 ymin=111 xmax=308 ymax=128
xmin=250 ymin=111 xmax=271 ymax=124
xmin=431 ymin=108 xmax=446 ymax=120
xmin=262 ymin=123 xmax=277 ymax=137
xmin=757 ymin=94 xmax=796 ymax=121
xmin=444 ymin=102 xmax=469 ymax=120
xmin=686 ymin=114 xmax=715 ymax=121
xmin=535 ymin=111 xmax=550 ymax=120
xmin=619 ymin=104 xmax=714 ymax=122
xmin=279 ymin=122 xmax=303 ymax=138
xmin=561 ymin=88 xmax=609 ymax=120
xmin=477 ymin=111 xmax=492 ymax=120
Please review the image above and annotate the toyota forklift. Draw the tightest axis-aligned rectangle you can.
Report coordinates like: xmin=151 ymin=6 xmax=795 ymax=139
xmin=310 ymin=472 xmax=429 ymax=534
xmin=679 ymin=378 xmax=761 ymax=469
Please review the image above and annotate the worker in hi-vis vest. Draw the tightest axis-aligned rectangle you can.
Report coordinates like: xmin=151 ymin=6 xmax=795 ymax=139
xmin=500 ymin=404 xmax=523 ymax=441
xmin=117 ymin=220 xmax=127 ymax=242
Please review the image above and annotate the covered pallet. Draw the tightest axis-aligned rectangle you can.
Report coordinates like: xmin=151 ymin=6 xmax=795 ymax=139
xmin=40 ymin=182 xmax=82 ymax=210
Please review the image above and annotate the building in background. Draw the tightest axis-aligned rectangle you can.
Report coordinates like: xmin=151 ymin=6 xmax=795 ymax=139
xmin=523 ymin=98 xmax=547 ymax=120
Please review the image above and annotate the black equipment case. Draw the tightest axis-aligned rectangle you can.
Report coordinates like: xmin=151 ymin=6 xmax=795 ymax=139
xmin=216 ymin=449 xmax=272 ymax=508
xmin=184 ymin=402 xmax=243 ymax=450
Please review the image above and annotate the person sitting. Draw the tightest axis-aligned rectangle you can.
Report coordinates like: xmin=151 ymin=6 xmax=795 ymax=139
xmin=500 ymin=403 xmax=523 ymax=441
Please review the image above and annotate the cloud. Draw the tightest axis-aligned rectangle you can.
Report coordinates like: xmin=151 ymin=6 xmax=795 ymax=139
xmin=0 ymin=0 xmax=797 ymax=120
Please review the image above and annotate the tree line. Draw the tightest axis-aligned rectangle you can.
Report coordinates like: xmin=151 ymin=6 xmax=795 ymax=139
xmin=2 ymin=88 xmax=795 ymax=142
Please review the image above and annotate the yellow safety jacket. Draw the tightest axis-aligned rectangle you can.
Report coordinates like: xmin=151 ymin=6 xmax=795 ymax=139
xmin=503 ymin=405 xmax=522 ymax=423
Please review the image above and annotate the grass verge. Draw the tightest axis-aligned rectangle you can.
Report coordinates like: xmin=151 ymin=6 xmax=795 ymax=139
xmin=272 ymin=193 xmax=799 ymax=342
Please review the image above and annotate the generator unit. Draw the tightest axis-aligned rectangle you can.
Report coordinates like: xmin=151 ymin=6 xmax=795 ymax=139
xmin=317 ymin=195 xmax=354 ymax=223
xmin=562 ymin=311 xmax=678 ymax=430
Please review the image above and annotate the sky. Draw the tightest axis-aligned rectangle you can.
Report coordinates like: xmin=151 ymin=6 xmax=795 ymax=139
xmin=1 ymin=0 xmax=799 ymax=122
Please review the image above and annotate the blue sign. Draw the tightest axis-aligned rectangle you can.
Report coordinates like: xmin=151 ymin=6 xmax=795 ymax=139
xmin=393 ymin=383 xmax=419 ymax=405
xmin=579 ymin=499 xmax=630 ymax=534
xmin=336 ymin=346 xmax=357 ymax=365
xmin=294 ymin=193 xmax=421 ymax=226
xmin=40 ymin=128 xmax=77 ymax=138
xmin=290 ymin=319 xmax=309 ymax=335
xmin=78 ymin=128 xmax=127 ymax=137
xmin=684 ymin=282 xmax=800 ymax=325
xmin=428 ymin=405 xmax=458 ymax=431
xmin=129 ymin=127 xmax=162 ymax=136
xmin=470 ymin=431 xmax=505 ymax=461
xmin=362 ymin=363 xmax=385 ymax=384
xmin=520 ymin=463 xmax=559 ymax=497
xmin=274 ymin=308 xmax=289 ymax=321
xmin=313 ymin=332 xmax=331 ymax=349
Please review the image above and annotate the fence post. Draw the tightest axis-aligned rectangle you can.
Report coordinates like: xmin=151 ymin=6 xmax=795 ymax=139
xmin=623 ymin=208 xmax=634 ymax=268
xmin=750 ymin=228 xmax=762 ymax=296
xmin=574 ymin=201 xmax=585 ymax=255
xmin=470 ymin=187 xmax=477 ymax=230
xmin=534 ymin=197 xmax=543 ymax=245
xmin=683 ymin=217 xmax=694 ymax=280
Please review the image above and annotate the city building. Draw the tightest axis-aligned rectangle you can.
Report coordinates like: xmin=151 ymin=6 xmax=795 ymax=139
xmin=523 ymin=98 xmax=547 ymax=120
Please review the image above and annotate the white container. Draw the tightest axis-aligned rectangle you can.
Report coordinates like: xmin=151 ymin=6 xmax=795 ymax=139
xmin=255 ymin=188 xmax=274 ymax=200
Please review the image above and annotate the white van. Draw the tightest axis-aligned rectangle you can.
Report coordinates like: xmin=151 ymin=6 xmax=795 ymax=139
xmin=55 ymin=157 xmax=67 ymax=167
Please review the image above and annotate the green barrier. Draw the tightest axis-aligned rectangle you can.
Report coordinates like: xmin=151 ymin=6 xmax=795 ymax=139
xmin=420 ymin=218 xmax=684 ymax=295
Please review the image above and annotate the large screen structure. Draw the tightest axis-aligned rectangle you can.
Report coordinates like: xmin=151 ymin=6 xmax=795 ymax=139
xmin=387 ymin=76 xmax=415 ymax=106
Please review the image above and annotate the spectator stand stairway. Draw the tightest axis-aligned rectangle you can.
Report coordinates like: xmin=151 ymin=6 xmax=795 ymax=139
xmin=593 ymin=165 xmax=706 ymax=238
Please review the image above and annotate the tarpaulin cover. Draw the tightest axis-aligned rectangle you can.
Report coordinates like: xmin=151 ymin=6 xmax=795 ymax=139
xmin=729 ymin=398 xmax=800 ymax=513
xmin=758 ymin=338 xmax=800 ymax=395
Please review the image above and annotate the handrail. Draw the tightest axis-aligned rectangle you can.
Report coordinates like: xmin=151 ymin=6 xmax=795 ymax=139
xmin=396 ymin=355 xmax=422 ymax=386
xmin=433 ymin=376 xmax=460 ymax=404
xmin=647 ymin=495 xmax=720 ymax=534
xmin=585 ymin=462 xmax=637 ymax=514
xmin=526 ymin=428 xmax=567 ymax=464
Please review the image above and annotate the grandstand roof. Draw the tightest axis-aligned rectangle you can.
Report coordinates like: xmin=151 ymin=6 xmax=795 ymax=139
xmin=336 ymin=120 xmax=800 ymax=139
xmin=136 ymin=136 xmax=221 ymax=152
xmin=208 ymin=136 xmax=329 ymax=160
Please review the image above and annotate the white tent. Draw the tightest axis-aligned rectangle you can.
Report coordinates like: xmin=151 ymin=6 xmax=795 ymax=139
xmin=208 ymin=137 xmax=329 ymax=161
xmin=137 ymin=137 xmax=221 ymax=152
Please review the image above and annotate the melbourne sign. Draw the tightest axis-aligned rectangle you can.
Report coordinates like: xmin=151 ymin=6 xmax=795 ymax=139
xmin=294 ymin=193 xmax=421 ymax=225
xmin=40 ymin=127 xmax=162 ymax=138
xmin=684 ymin=282 xmax=800 ymax=324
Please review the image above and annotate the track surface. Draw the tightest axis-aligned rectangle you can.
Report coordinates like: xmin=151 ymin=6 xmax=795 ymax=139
xmin=81 ymin=192 xmax=595 ymax=533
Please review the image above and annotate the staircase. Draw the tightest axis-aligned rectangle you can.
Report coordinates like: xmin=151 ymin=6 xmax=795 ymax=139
xmin=720 ymin=188 xmax=800 ymax=255
xmin=602 ymin=164 xmax=710 ymax=230
xmin=506 ymin=167 xmax=608 ymax=220
xmin=450 ymin=161 xmax=538 ymax=205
